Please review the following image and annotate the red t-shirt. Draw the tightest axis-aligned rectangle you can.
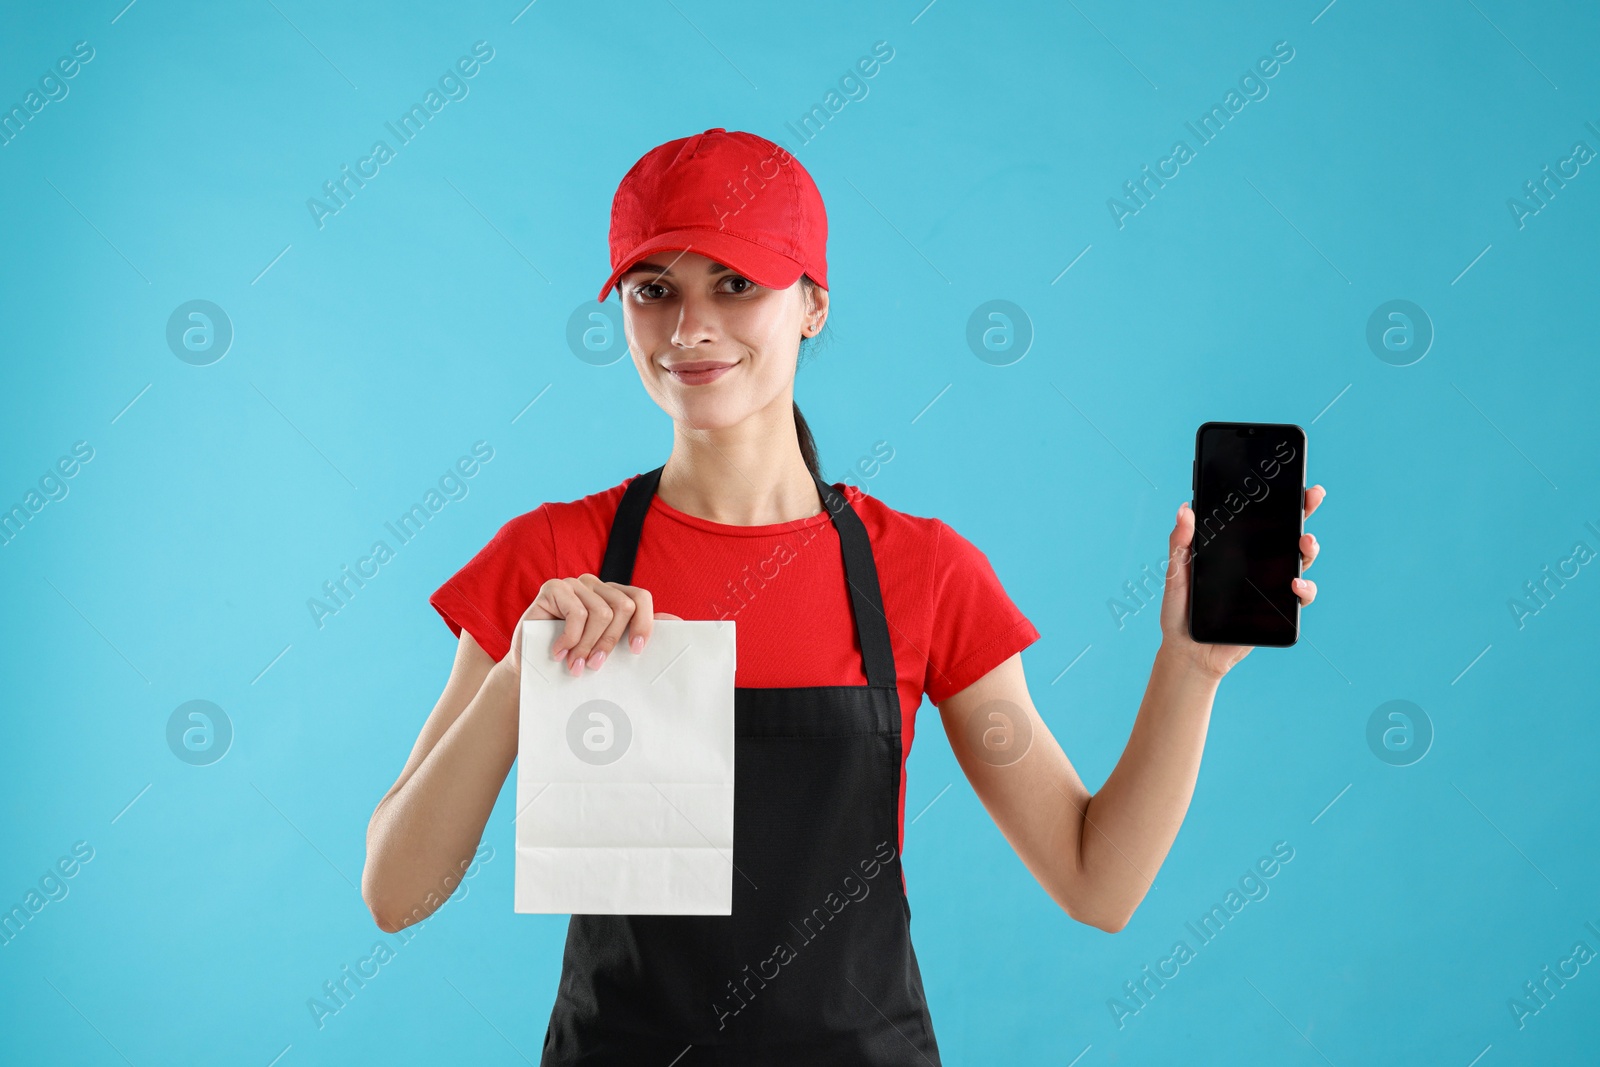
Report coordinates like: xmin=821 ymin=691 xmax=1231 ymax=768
xmin=429 ymin=473 xmax=1040 ymax=855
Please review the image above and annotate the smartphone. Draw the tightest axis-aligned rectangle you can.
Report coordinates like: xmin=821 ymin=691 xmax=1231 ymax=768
xmin=1188 ymin=422 xmax=1307 ymax=647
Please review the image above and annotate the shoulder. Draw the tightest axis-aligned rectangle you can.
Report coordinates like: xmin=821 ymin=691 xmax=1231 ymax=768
xmin=837 ymin=483 xmax=939 ymax=537
xmin=539 ymin=476 xmax=631 ymax=536
xmin=839 ymin=485 xmax=977 ymax=599
xmin=489 ymin=473 xmax=639 ymax=546
xmin=840 ymin=483 xmax=964 ymax=560
xmin=845 ymin=485 xmax=1014 ymax=600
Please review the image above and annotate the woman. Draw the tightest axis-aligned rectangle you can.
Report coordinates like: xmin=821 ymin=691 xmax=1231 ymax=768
xmin=362 ymin=128 xmax=1326 ymax=1064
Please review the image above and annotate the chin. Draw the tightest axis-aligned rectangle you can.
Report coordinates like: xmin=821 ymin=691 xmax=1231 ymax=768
xmin=675 ymin=398 xmax=750 ymax=431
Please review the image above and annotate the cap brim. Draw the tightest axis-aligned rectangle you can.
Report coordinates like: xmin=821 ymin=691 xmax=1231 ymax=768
xmin=596 ymin=228 xmax=806 ymax=303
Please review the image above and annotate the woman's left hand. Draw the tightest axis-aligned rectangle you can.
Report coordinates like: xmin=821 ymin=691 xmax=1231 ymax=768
xmin=1159 ymin=484 xmax=1326 ymax=681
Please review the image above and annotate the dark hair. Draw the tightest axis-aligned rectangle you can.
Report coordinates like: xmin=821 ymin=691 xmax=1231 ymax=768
xmin=795 ymin=274 xmax=827 ymax=483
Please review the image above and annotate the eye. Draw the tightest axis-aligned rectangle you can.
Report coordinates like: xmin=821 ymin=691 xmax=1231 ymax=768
xmin=722 ymin=275 xmax=757 ymax=294
xmin=631 ymin=281 xmax=669 ymax=301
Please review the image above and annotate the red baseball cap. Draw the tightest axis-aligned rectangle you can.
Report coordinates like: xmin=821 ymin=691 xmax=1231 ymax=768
xmin=596 ymin=127 xmax=829 ymax=303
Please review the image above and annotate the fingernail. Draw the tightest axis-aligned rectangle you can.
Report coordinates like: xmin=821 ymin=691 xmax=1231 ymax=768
xmin=590 ymin=650 xmax=605 ymax=670
xmin=1293 ymin=578 xmax=1306 ymax=589
xmin=631 ymin=635 xmax=644 ymax=654
xmin=553 ymin=647 xmax=567 ymax=661
xmin=571 ymin=656 xmax=585 ymax=674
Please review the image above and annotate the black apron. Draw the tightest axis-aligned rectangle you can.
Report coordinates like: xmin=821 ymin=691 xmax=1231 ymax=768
xmin=538 ymin=464 xmax=943 ymax=1065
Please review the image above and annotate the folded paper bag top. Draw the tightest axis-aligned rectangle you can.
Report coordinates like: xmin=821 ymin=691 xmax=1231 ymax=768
xmin=513 ymin=618 xmax=737 ymax=915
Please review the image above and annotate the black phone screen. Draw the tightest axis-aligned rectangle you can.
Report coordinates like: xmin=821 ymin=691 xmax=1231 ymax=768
xmin=1188 ymin=423 xmax=1307 ymax=647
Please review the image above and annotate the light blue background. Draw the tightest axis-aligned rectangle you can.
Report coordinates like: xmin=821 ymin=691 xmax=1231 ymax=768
xmin=3 ymin=1 xmax=1597 ymax=1064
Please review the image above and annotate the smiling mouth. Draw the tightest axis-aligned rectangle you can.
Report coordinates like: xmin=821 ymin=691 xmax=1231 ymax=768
xmin=666 ymin=362 xmax=736 ymax=386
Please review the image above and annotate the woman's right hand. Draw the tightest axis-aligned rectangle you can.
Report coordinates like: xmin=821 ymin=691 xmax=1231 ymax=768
xmin=504 ymin=574 xmax=681 ymax=678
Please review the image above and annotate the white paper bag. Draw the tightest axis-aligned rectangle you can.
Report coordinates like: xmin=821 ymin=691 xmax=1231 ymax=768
xmin=514 ymin=618 xmax=736 ymax=915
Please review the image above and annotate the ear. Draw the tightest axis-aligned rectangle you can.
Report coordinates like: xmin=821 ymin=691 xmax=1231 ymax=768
xmin=803 ymin=284 xmax=830 ymax=336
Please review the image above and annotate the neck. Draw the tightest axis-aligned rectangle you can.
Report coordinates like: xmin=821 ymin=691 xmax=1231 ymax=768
xmin=657 ymin=392 xmax=822 ymax=526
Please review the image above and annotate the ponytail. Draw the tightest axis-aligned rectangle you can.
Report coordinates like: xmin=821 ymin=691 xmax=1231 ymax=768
xmin=795 ymin=274 xmax=825 ymax=483
xmin=794 ymin=402 xmax=821 ymax=483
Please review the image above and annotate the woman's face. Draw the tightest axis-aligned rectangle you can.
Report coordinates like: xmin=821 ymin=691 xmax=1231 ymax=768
xmin=618 ymin=250 xmax=826 ymax=431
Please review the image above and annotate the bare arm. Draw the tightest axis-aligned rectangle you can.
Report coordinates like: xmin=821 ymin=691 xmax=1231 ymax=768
xmin=936 ymin=487 xmax=1326 ymax=933
xmin=937 ymin=647 xmax=1220 ymax=933
xmin=362 ymin=631 xmax=517 ymax=932
xmin=362 ymin=573 xmax=681 ymax=933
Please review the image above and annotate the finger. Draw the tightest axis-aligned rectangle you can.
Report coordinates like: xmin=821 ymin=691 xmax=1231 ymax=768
xmin=1300 ymin=531 xmax=1319 ymax=573
xmin=617 ymin=586 xmax=657 ymax=654
xmin=1174 ymin=500 xmax=1196 ymax=548
xmin=563 ymin=576 xmax=616 ymax=673
xmin=536 ymin=579 xmax=591 ymax=663
xmin=1303 ymin=484 xmax=1326 ymax=520
xmin=574 ymin=577 xmax=638 ymax=670
xmin=1292 ymin=577 xmax=1317 ymax=605
xmin=640 ymin=612 xmax=683 ymax=650
xmin=1170 ymin=502 xmax=1196 ymax=576
xmin=1160 ymin=502 xmax=1197 ymax=634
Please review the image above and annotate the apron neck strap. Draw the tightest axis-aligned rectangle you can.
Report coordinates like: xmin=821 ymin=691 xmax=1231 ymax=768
xmin=598 ymin=465 xmax=898 ymax=689
xmin=598 ymin=465 xmax=663 ymax=589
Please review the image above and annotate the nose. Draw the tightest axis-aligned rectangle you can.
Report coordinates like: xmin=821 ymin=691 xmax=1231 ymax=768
xmin=670 ymin=290 xmax=718 ymax=349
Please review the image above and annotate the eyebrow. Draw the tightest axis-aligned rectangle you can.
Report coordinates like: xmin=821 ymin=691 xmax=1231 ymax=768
xmin=620 ymin=260 xmax=733 ymax=280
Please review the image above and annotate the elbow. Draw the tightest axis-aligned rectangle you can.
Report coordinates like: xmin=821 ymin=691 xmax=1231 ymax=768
xmin=362 ymin=815 xmax=425 ymax=933
xmin=1071 ymin=905 xmax=1132 ymax=934
xmin=1059 ymin=887 xmax=1136 ymax=933
xmin=362 ymin=861 xmax=416 ymax=935
xmin=365 ymin=889 xmax=419 ymax=935
xmin=363 ymin=880 xmax=402 ymax=934
xmin=362 ymin=854 xmax=392 ymax=931
xmin=1089 ymin=911 xmax=1131 ymax=934
xmin=363 ymin=869 xmax=441 ymax=935
xmin=1056 ymin=855 xmax=1142 ymax=933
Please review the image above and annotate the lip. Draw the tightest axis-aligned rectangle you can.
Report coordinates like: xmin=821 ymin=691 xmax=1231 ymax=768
xmin=666 ymin=361 xmax=736 ymax=386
